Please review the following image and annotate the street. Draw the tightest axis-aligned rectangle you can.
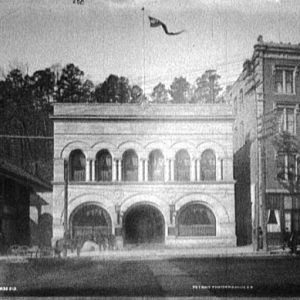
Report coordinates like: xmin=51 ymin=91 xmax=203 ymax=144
xmin=0 ymin=256 xmax=300 ymax=297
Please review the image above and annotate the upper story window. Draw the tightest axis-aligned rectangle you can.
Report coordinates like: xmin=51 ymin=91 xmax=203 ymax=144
xmin=277 ymin=106 xmax=296 ymax=135
xmin=277 ymin=153 xmax=300 ymax=182
xmin=175 ymin=149 xmax=190 ymax=181
xmin=122 ymin=149 xmax=138 ymax=181
xmin=200 ymin=149 xmax=216 ymax=181
xmin=275 ymin=68 xmax=294 ymax=94
xmin=96 ymin=150 xmax=112 ymax=181
xmin=69 ymin=149 xmax=86 ymax=181
xmin=148 ymin=149 xmax=164 ymax=181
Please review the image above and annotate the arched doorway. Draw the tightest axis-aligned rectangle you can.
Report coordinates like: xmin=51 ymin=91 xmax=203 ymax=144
xmin=176 ymin=203 xmax=216 ymax=236
xmin=123 ymin=204 xmax=165 ymax=244
xmin=70 ymin=204 xmax=112 ymax=242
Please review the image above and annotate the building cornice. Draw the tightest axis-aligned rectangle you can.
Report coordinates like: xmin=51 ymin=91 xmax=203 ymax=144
xmin=51 ymin=115 xmax=235 ymax=121
xmin=52 ymin=103 xmax=234 ymax=121
xmin=52 ymin=181 xmax=235 ymax=186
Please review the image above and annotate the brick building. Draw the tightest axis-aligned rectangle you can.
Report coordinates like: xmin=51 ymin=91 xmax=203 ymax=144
xmin=52 ymin=103 xmax=236 ymax=248
xmin=229 ymin=39 xmax=300 ymax=249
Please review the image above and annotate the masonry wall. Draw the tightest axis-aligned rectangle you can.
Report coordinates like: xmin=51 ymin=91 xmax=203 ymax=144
xmin=52 ymin=104 xmax=236 ymax=248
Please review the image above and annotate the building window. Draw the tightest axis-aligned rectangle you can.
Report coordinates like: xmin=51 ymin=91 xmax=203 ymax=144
xmin=122 ymin=149 xmax=138 ymax=181
xmin=277 ymin=107 xmax=296 ymax=135
xmin=175 ymin=149 xmax=190 ymax=181
xmin=267 ymin=209 xmax=281 ymax=232
xmin=177 ymin=203 xmax=216 ymax=236
xmin=277 ymin=152 xmax=300 ymax=182
xmin=284 ymin=196 xmax=300 ymax=233
xmin=275 ymin=68 xmax=294 ymax=94
xmin=69 ymin=149 xmax=86 ymax=181
xmin=96 ymin=150 xmax=112 ymax=181
xmin=200 ymin=149 xmax=216 ymax=181
xmin=148 ymin=149 xmax=164 ymax=181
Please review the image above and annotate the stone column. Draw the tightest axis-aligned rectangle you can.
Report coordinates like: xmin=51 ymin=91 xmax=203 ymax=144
xmin=91 ymin=160 xmax=95 ymax=181
xmin=190 ymin=159 xmax=195 ymax=181
xmin=216 ymin=158 xmax=221 ymax=181
xmin=118 ymin=159 xmax=122 ymax=181
xmin=138 ymin=159 xmax=143 ymax=182
xmin=145 ymin=159 xmax=148 ymax=181
xmin=112 ymin=159 xmax=117 ymax=181
xmin=165 ymin=159 xmax=169 ymax=182
xmin=170 ymin=159 xmax=175 ymax=181
xmin=196 ymin=159 xmax=201 ymax=181
xmin=85 ymin=159 xmax=90 ymax=181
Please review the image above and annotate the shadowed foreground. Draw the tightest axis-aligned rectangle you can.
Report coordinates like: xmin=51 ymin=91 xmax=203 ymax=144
xmin=0 ymin=256 xmax=300 ymax=297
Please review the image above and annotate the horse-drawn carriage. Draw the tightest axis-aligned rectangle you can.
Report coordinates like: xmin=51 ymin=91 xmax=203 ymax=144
xmin=54 ymin=233 xmax=117 ymax=257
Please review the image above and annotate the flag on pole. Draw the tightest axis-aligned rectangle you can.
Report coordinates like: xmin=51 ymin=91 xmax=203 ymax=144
xmin=148 ymin=16 xmax=185 ymax=36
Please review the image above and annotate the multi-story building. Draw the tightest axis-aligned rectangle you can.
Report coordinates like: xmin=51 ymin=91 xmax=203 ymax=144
xmin=52 ymin=103 xmax=236 ymax=248
xmin=229 ymin=39 xmax=300 ymax=249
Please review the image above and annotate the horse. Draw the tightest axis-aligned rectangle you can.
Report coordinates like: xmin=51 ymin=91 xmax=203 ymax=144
xmin=54 ymin=238 xmax=80 ymax=257
xmin=95 ymin=234 xmax=116 ymax=251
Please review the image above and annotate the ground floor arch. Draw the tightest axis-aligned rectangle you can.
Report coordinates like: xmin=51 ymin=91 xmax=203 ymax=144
xmin=176 ymin=202 xmax=216 ymax=236
xmin=123 ymin=204 xmax=165 ymax=244
xmin=69 ymin=203 xmax=112 ymax=242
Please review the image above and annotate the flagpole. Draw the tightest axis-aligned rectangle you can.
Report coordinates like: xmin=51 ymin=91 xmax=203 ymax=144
xmin=142 ymin=7 xmax=146 ymax=98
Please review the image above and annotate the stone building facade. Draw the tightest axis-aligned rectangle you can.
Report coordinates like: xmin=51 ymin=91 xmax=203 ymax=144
xmin=229 ymin=40 xmax=300 ymax=249
xmin=52 ymin=103 xmax=236 ymax=248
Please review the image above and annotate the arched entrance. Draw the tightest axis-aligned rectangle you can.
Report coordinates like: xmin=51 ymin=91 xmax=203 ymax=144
xmin=176 ymin=202 xmax=216 ymax=236
xmin=70 ymin=204 xmax=112 ymax=242
xmin=123 ymin=204 xmax=165 ymax=244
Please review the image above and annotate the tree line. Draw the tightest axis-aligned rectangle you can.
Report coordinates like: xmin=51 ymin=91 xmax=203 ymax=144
xmin=0 ymin=63 xmax=226 ymax=105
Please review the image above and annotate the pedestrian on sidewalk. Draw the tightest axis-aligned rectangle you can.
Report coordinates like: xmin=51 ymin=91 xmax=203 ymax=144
xmin=283 ymin=228 xmax=290 ymax=250
xmin=290 ymin=231 xmax=298 ymax=255
xmin=258 ymin=227 xmax=263 ymax=250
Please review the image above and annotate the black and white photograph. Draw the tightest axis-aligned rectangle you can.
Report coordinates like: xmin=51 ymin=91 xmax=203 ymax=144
xmin=0 ymin=0 xmax=300 ymax=298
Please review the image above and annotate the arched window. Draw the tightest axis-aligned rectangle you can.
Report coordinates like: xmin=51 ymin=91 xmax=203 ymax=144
xmin=200 ymin=149 xmax=216 ymax=181
xmin=96 ymin=150 xmax=112 ymax=181
xmin=122 ymin=149 xmax=138 ymax=181
xmin=177 ymin=203 xmax=216 ymax=236
xmin=69 ymin=149 xmax=86 ymax=181
xmin=175 ymin=149 xmax=190 ymax=181
xmin=148 ymin=149 xmax=164 ymax=181
xmin=71 ymin=204 xmax=112 ymax=242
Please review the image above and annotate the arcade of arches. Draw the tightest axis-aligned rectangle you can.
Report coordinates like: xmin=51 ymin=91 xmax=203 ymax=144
xmin=69 ymin=202 xmax=216 ymax=244
xmin=67 ymin=147 xmax=219 ymax=183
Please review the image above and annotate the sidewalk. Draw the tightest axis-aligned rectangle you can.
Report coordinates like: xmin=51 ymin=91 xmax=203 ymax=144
xmin=69 ymin=244 xmax=292 ymax=260
xmin=0 ymin=244 xmax=294 ymax=261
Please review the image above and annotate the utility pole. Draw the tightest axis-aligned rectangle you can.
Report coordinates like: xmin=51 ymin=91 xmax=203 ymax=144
xmin=63 ymin=159 xmax=69 ymax=257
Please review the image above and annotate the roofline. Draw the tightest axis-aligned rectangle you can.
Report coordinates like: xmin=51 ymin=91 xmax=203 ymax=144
xmin=51 ymin=115 xmax=235 ymax=121
xmin=0 ymin=160 xmax=52 ymax=192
